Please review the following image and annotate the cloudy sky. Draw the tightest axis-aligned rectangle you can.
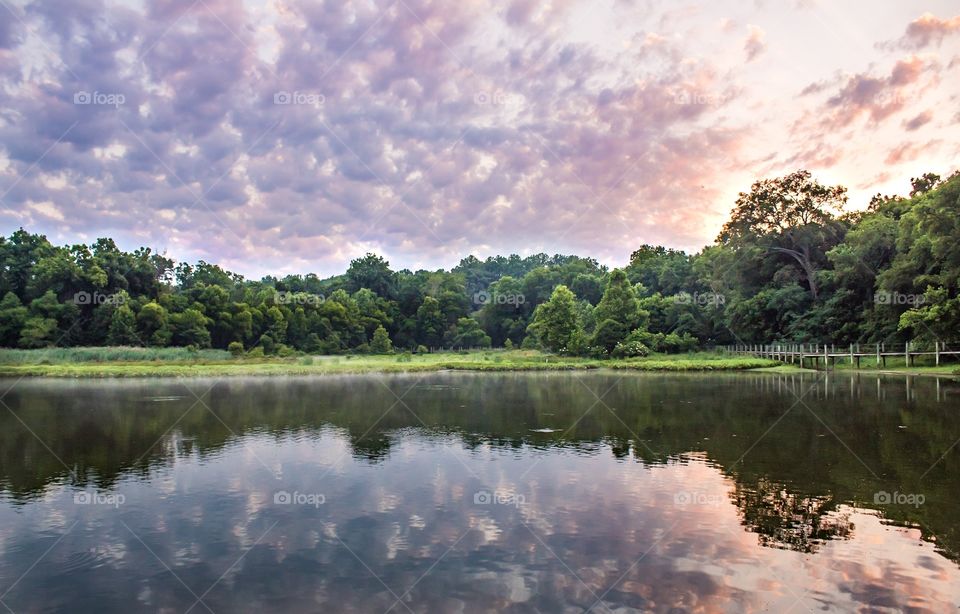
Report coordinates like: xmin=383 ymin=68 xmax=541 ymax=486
xmin=1 ymin=0 xmax=959 ymax=277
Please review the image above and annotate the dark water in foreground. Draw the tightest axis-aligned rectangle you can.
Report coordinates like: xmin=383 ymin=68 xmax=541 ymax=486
xmin=0 ymin=372 xmax=959 ymax=613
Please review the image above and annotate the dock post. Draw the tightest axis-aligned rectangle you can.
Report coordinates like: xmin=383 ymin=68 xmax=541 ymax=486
xmin=905 ymin=341 xmax=911 ymax=367
xmin=935 ymin=341 xmax=940 ymax=366
xmin=876 ymin=343 xmax=880 ymax=368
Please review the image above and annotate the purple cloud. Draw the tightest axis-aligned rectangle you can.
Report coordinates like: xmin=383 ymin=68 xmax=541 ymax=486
xmin=0 ymin=1 xmax=957 ymax=276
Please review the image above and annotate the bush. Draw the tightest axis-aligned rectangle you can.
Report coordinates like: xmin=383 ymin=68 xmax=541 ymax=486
xmin=396 ymin=351 xmax=413 ymax=363
xmin=503 ymin=339 xmax=514 ymax=350
xmin=660 ymin=332 xmax=698 ymax=354
xmin=565 ymin=329 xmax=589 ymax=356
xmin=228 ymin=341 xmax=245 ymax=357
xmin=416 ymin=345 xmax=429 ymax=354
xmin=258 ymin=334 xmax=275 ymax=355
xmin=586 ymin=345 xmax=608 ymax=359
xmin=247 ymin=346 xmax=265 ymax=358
xmin=591 ymin=318 xmax=627 ymax=353
xmin=631 ymin=330 xmax=698 ymax=354
xmin=612 ymin=340 xmax=650 ymax=358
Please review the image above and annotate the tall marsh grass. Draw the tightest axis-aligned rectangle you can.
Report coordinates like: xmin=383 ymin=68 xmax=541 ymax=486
xmin=0 ymin=347 xmax=232 ymax=364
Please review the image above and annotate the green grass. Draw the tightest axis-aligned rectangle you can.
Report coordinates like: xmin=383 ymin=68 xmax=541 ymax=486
xmin=0 ymin=348 xmax=779 ymax=378
xmin=0 ymin=346 xmax=231 ymax=364
xmin=809 ymin=354 xmax=960 ymax=376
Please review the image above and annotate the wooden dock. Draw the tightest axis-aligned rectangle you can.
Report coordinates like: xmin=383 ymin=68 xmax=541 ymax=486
xmin=724 ymin=342 xmax=960 ymax=369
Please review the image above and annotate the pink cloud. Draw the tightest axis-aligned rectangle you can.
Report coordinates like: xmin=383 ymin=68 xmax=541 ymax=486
xmin=744 ymin=25 xmax=767 ymax=62
xmin=884 ymin=139 xmax=941 ymax=165
xmin=903 ymin=109 xmax=934 ymax=131
xmin=883 ymin=13 xmax=960 ymax=50
xmin=797 ymin=56 xmax=936 ymax=132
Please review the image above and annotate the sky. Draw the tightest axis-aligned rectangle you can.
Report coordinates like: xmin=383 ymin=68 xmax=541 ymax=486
xmin=0 ymin=0 xmax=958 ymax=278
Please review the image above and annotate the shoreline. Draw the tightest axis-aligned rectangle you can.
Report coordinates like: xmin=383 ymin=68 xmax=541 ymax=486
xmin=0 ymin=354 xmax=780 ymax=378
xmin=0 ymin=349 xmax=955 ymax=379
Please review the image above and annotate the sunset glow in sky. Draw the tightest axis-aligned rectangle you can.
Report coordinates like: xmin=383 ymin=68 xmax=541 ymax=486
xmin=1 ymin=0 xmax=959 ymax=276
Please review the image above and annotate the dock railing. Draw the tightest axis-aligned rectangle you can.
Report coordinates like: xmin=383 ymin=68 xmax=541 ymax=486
xmin=722 ymin=342 xmax=959 ymax=369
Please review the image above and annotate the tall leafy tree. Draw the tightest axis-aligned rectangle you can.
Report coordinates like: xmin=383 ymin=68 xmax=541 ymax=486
xmin=416 ymin=296 xmax=445 ymax=347
xmin=370 ymin=325 xmax=393 ymax=354
xmin=346 ymin=254 xmax=396 ymax=299
xmin=527 ymin=285 xmax=581 ymax=353
xmin=0 ymin=293 xmax=28 ymax=346
xmin=719 ymin=170 xmax=848 ymax=299
xmin=107 ymin=304 xmax=141 ymax=346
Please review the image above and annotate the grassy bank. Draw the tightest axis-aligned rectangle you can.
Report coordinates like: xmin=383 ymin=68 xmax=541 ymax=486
xmin=789 ymin=353 xmax=960 ymax=377
xmin=0 ymin=347 xmax=231 ymax=363
xmin=0 ymin=348 xmax=780 ymax=378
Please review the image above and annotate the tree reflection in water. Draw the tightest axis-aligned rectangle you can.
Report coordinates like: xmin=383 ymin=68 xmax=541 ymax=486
xmin=0 ymin=372 xmax=957 ymax=564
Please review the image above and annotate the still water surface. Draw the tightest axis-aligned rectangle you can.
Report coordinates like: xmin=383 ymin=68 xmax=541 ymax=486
xmin=0 ymin=372 xmax=959 ymax=612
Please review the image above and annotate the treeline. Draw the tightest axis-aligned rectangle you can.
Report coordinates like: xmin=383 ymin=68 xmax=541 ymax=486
xmin=0 ymin=169 xmax=957 ymax=356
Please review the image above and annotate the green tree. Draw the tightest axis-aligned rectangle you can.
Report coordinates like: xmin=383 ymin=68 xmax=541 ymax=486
xmin=370 ymin=325 xmax=393 ymax=354
xmin=447 ymin=317 xmax=491 ymax=348
xmin=478 ymin=275 xmax=527 ymax=346
xmin=883 ymin=172 xmax=960 ymax=340
xmin=570 ymin=273 xmax=603 ymax=305
xmin=719 ymin=170 xmax=848 ymax=299
xmin=171 ymin=309 xmax=211 ymax=348
xmin=594 ymin=269 xmax=645 ymax=332
xmin=416 ymin=296 xmax=445 ymax=347
xmin=527 ymin=285 xmax=581 ymax=353
xmin=18 ymin=317 xmax=58 ymax=348
xmin=591 ymin=319 xmax=627 ymax=353
xmin=345 ymin=253 xmax=396 ymax=299
xmin=264 ymin=306 xmax=287 ymax=344
xmin=107 ymin=304 xmax=141 ymax=346
xmin=0 ymin=292 xmax=28 ymax=346
xmin=19 ymin=291 xmax=77 ymax=347
xmin=137 ymin=301 xmax=171 ymax=346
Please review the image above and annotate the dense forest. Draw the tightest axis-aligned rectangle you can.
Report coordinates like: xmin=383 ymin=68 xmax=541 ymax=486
xmin=0 ymin=169 xmax=957 ymax=356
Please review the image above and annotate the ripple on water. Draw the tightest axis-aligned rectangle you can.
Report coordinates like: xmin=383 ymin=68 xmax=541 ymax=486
xmin=61 ymin=548 xmax=110 ymax=574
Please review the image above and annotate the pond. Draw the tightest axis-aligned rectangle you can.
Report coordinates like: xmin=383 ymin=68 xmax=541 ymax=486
xmin=0 ymin=372 xmax=958 ymax=612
